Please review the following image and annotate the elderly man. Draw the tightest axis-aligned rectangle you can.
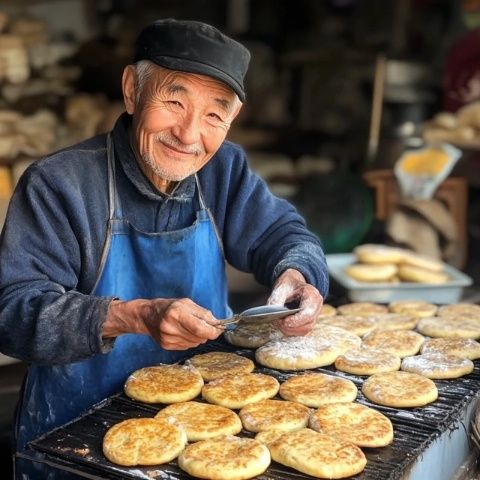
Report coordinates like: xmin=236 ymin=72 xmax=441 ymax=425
xmin=0 ymin=19 xmax=328 ymax=478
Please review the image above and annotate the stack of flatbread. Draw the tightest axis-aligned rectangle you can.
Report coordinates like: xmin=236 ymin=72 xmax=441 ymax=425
xmin=344 ymin=243 xmax=450 ymax=284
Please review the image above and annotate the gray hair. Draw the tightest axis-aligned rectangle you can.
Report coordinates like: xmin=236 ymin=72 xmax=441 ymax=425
xmin=134 ymin=60 xmax=157 ymax=101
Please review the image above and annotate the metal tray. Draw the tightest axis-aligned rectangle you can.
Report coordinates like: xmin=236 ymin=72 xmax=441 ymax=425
xmin=27 ymin=345 xmax=480 ymax=480
xmin=327 ymin=253 xmax=473 ymax=304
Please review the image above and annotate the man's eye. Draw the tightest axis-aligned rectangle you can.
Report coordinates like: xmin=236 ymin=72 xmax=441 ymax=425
xmin=167 ymin=100 xmax=183 ymax=108
xmin=208 ymin=113 xmax=223 ymax=121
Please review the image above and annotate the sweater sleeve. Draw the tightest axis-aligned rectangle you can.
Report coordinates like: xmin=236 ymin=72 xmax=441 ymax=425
xmin=0 ymin=163 xmax=114 ymax=365
xmin=218 ymin=145 xmax=329 ymax=296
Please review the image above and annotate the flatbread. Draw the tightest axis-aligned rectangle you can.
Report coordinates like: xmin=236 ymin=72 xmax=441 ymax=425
xmin=401 ymin=353 xmax=474 ymax=379
xmin=318 ymin=314 xmax=377 ymax=336
xmin=279 ymin=372 xmax=357 ymax=407
xmin=309 ymin=402 xmax=393 ymax=447
xmin=416 ymin=316 xmax=480 ymax=339
xmin=388 ymin=300 xmax=438 ymax=318
xmin=334 ymin=348 xmax=401 ymax=376
xmin=178 ymin=435 xmax=270 ymax=480
xmin=362 ymin=371 xmax=438 ymax=407
xmin=124 ymin=364 xmax=203 ymax=404
xmin=345 ymin=263 xmax=397 ymax=282
xmin=223 ymin=321 xmax=283 ymax=348
xmin=400 ymin=251 xmax=444 ymax=272
xmin=317 ymin=304 xmax=337 ymax=318
xmin=202 ymin=373 xmax=279 ymax=409
xmin=268 ymin=428 xmax=367 ymax=479
xmin=437 ymin=303 xmax=480 ymax=320
xmin=397 ymin=264 xmax=449 ymax=284
xmin=255 ymin=429 xmax=287 ymax=446
xmin=102 ymin=417 xmax=187 ymax=466
xmin=308 ymin=324 xmax=362 ymax=354
xmin=420 ymin=337 xmax=480 ymax=360
xmin=337 ymin=302 xmax=388 ymax=316
xmin=371 ymin=313 xmax=418 ymax=331
xmin=186 ymin=351 xmax=254 ymax=381
xmin=354 ymin=244 xmax=406 ymax=264
xmin=362 ymin=330 xmax=425 ymax=358
xmin=239 ymin=399 xmax=311 ymax=433
xmin=154 ymin=401 xmax=242 ymax=441
xmin=255 ymin=336 xmax=339 ymax=371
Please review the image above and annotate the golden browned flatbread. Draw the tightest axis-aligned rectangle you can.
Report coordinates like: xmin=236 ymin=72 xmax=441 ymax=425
xmin=318 ymin=314 xmax=378 ymax=336
xmin=334 ymin=348 xmax=401 ymax=376
xmin=186 ymin=351 xmax=254 ymax=381
xmin=401 ymin=353 xmax=474 ymax=379
xmin=337 ymin=302 xmax=388 ymax=316
xmin=202 ymin=373 xmax=279 ymax=409
xmin=388 ymin=300 xmax=438 ymax=318
xmin=437 ymin=303 xmax=480 ymax=320
xmin=102 ymin=417 xmax=186 ymax=466
xmin=124 ymin=364 xmax=203 ymax=404
xmin=345 ymin=263 xmax=397 ymax=282
xmin=223 ymin=321 xmax=283 ymax=348
xmin=178 ymin=435 xmax=270 ymax=480
xmin=416 ymin=316 xmax=480 ymax=339
xmin=255 ymin=429 xmax=286 ymax=446
xmin=362 ymin=371 xmax=438 ymax=407
xmin=279 ymin=372 xmax=357 ymax=407
xmin=371 ymin=313 xmax=418 ymax=331
xmin=400 ymin=251 xmax=444 ymax=272
xmin=317 ymin=303 xmax=337 ymax=318
xmin=239 ymin=399 xmax=310 ymax=433
xmin=397 ymin=264 xmax=449 ymax=284
xmin=354 ymin=244 xmax=406 ymax=264
xmin=154 ymin=401 xmax=242 ymax=441
xmin=309 ymin=402 xmax=393 ymax=447
xmin=308 ymin=324 xmax=362 ymax=354
xmin=362 ymin=330 xmax=425 ymax=358
xmin=268 ymin=428 xmax=367 ymax=479
xmin=255 ymin=336 xmax=339 ymax=371
xmin=420 ymin=337 xmax=480 ymax=360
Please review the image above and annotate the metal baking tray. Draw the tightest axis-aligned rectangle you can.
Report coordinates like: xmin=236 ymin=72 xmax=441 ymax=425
xmin=26 ymin=345 xmax=480 ymax=480
xmin=327 ymin=253 xmax=473 ymax=304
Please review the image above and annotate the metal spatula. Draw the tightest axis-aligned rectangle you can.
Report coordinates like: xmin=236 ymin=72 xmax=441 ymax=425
xmin=218 ymin=305 xmax=301 ymax=326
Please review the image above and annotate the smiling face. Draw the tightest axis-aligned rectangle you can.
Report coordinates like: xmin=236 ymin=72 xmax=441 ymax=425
xmin=122 ymin=63 xmax=242 ymax=193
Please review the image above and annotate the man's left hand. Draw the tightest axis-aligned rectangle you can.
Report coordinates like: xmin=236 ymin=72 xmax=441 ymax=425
xmin=267 ymin=268 xmax=323 ymax=336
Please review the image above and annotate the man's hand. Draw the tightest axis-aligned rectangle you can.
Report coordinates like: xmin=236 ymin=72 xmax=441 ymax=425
xmin=103 ymin=298 xmax=222 ymax=350
xmin=267 ymin=268 xmax=323 ymax=336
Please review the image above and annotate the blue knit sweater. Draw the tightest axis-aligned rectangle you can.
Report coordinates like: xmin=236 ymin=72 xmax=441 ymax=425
xmin=0 ymin=113 xmax=328 ymax=365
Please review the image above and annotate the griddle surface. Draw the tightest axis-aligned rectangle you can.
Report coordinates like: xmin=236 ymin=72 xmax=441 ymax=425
xmin=28 ymin=346 xmax=480 ymax=479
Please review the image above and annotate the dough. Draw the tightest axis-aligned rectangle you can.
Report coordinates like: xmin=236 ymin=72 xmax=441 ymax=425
xmin=279 ymin=372 xmax=357 ymax=407
xmin=124 ymin=364 xmax=203 ymax=404
xmin=102 ymin=417 xmax=186 ymax=466
xmin=201 ymin=373 xmax=279 ymax=409
xmin=401 ymin=353 xmax=474 ymax=379
xmin=178 ymin=435 xmax=270 ymax=480
xmin=154 ymin=401 xmax=242 ymax=441
xmin=186 ymin=351 xmax=254 ymax=381
xmin=362 ymin=371 xmax=438 ymax=407
xmin=334 ymin=348 xmax=401 ymax=376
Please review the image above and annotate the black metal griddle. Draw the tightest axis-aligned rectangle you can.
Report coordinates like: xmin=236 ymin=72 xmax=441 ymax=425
xmin=25 ymin=344 xmax=480 ymax=480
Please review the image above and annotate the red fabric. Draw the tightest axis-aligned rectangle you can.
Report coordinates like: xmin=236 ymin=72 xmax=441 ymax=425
xmin=443 ymin=28 xmax=480 ymax=111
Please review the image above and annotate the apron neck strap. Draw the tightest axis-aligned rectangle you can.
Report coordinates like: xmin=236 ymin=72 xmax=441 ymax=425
xmin=106 ymin=133 xmax=118 ymax=220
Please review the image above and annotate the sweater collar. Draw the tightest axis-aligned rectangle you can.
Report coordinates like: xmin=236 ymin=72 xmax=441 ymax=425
xmin=111 ymin=113 xmax=196 ymax=201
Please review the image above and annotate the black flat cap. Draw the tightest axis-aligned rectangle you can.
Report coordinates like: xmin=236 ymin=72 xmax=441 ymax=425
xmin=134 ymin=19 xmax=250 ymax=102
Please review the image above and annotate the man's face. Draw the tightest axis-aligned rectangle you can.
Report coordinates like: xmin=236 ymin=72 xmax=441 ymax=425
xmin=125 ymin=66 xmax=242 ymax=190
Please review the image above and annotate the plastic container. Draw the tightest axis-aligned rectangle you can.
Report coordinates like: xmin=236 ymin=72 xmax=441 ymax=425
xmin=327 ymin=253 xmax=472 ymax=304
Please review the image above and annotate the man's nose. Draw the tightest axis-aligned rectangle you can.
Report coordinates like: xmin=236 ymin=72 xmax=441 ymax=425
xmin=173 ymin=111 xmax=202 ymax=146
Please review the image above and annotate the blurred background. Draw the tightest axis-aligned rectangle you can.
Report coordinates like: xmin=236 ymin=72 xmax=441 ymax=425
xmin=0 ymin=0 xmax=480 ymax=475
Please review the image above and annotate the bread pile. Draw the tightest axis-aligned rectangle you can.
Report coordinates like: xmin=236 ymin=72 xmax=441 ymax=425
xmin=344 ymin=243 xmax=450 ymax=284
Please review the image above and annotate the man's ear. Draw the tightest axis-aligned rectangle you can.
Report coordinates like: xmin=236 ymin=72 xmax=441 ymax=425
xmin=122 ymin=65 xmax=137 ymax=114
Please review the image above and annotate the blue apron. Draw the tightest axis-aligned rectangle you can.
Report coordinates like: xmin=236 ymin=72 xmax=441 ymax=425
xmin=15 ymin=133 xmax=229 ymax=479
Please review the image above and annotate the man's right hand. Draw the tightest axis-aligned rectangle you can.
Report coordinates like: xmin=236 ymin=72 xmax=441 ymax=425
xmin=102 ymin=298 xmax=222 ymax=350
